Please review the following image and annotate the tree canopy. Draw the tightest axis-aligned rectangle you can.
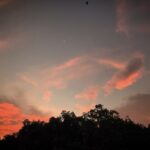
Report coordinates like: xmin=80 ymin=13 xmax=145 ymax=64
xmin=0 ymin=104 xmax=150 ymax=150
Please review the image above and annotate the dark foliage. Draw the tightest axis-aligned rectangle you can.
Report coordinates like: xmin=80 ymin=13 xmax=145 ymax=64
xmin=0 ymin=104 xmax=150 ymax=150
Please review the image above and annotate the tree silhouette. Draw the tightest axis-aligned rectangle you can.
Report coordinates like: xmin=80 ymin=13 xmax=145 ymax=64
xmin=0 ymin=104 xmax=149 ymax=150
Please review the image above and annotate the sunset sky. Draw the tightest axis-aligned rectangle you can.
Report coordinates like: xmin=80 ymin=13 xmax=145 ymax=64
xmin=0 ymin=0 xmax=150 ymax=137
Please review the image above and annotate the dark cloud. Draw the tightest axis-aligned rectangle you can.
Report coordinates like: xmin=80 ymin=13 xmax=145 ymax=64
xmin=116 ymin=0 xmax=150 ymax=35
xmin=124 ymin=56 xmax=144 ymax=76
xmin=105 ymin=56 xmax=144 ymax=94
xmin=117 ymin=93 xmax=150 ymax=125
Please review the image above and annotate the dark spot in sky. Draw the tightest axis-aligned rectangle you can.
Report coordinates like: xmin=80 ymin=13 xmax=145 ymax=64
xmin=85 ymin=1 xmax=88 ymax=5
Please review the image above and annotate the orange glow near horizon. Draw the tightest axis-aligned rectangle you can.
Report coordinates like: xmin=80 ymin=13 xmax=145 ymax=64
xmin=0 ymin=102 xmax=49 ymax=138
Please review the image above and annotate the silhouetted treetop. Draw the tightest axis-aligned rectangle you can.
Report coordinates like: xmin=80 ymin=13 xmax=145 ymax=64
xmin=0 ymin=104 xmax=149 ymax=150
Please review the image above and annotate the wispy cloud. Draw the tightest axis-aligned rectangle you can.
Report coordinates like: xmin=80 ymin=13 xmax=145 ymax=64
xmin=19 ymin=54 xmax=145 ymax=97
xmin=20 ymin=55 xmax=97 ymax=95
xmin=0 ymin=53 xmax=146 ymax=136
xmin=0 ymin=89 xmax=51 ymax=116
xmin=0 ymin=40 xmax=9 ymax=51
xmin=0 ymin=33 xmax=25 ymax=54
xmin=26 ymin=56 xmax=89 ymax=91
xmin=42 ymin=90 xmax=53 ymax=102
xmin=104 ymin=55 xmax=144 ymax=94
xmin=20 ymin=74 xmax=39 ymax=88
xmin=75 ymin=86 xmax=99 ymax=101
xmin=116 ymin=0 xmax=130 ymax=36
xmin=97 ymin=58 xmax=125 ymax=70
xmin=116 ymin=0 xmax=150 ymax=36
xmin=51 ymin=56 xmax=81 ymax=76
xmin=46 ymin=56 xmax=97 ymax=89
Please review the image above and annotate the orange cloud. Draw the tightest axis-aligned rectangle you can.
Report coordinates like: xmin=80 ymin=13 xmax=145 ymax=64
xmin=0 ymin=102 xmax=23 ymax=138
xmin=115 ymin=71 xmax=141 ymax=90
xmin=0 ymin=102 xmax=49 ymax=138
xmin=104 ymin=56 xmax=144 ymax=94
xmin=97 ymin=58 xmax=125 ymax=70
xmin=75 ymin=86 xmax=99 ymax=101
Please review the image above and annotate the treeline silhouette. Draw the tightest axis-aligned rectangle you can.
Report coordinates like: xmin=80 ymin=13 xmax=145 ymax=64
xmin=0 ymin=104 xmax=150 ymax=150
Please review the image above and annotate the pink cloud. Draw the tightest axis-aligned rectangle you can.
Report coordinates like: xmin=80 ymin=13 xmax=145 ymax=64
xmin=18 ymin=54 xmax=145 ymax=101
xmin=46 ymin=56 xmax=97 ymax=89
xmin=51 ymin=56 xmax=81 ymax=76
xmin=75 ymin=86 xmax=99 ymax=101
xmin=20 ymin=74 xmax=54 ymax=103
xmin=20 ymin=74 xmax=39 ymax=88
xmin=97 ymin=58 xmax=125 ymax=70
xmin=43 ymin=90 xmax=53 ymax=102
xmin=19 ymin=57 xmax=93 ymax=103
xmin=104 ymin=56 xmax=144 ymax=94
xmin=63 ymin=63 xmax=95 ymax=81
xmin=19 ymin=55 xmax=100 ymax=94
xmin=47 ymin=78 xmax=67 ymax=89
